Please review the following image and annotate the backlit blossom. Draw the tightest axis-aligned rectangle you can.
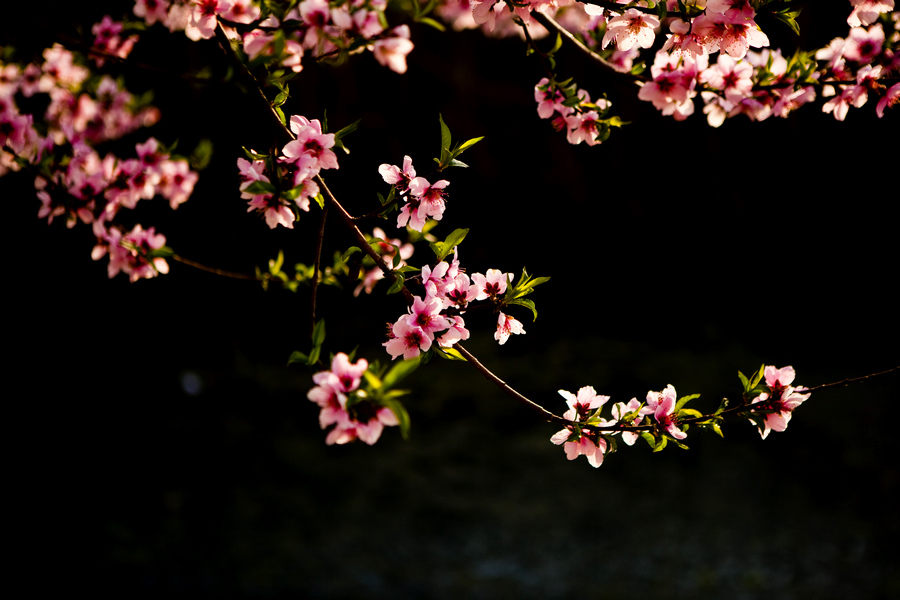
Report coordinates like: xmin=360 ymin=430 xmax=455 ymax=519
xmin=602 ymin=9 xmax=660 ymax=52
xmin=494 ymin=312 xmax=525 ymax=345
xmin=750 ymin=365 xmax=810 ymax=439
xmin=645 ymin=384 xmax=687 ymax=440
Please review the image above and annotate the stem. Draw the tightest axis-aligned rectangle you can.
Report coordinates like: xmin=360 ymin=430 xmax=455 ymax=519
xmin=455 ymin=344 xmax=567 ymax=424
xmin=310 ymin=205 xmax=328 ymax=337
xmin=804 ymin=365 xmax=900 ymax=393
xmin=528 ymin=10 xmax=634 ymax=77
xmin=171 ymin=254 xmax=259 ymax=280
xmin=315 ymin=174 xmax=414 ymax=304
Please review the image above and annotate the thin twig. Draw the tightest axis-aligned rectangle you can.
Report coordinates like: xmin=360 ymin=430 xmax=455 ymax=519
xmin=455 ymin=343 xmax=567 ymax=424
xmin=171 ymin=254 xmax=259 ymax=280
xmin=310 ymin=205 xmax=328 ymax=337
xmin=804 ymin=365 xmax=900 ymax=393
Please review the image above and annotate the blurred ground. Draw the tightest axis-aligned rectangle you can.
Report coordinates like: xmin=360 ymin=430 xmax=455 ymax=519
xmin=6 ymin=2 xmax=900 ymax=598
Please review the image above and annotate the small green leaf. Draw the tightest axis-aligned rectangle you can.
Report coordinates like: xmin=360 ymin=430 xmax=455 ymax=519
xmin=312 ymin=318 xmax=326 ymax=348
xmin=438 ymin=114 xmax=452 ymax=154
xmin=287 ymin=350 xmax=308 ymax=366
xmin=342 ymin=246 xmax=362 ymax=262
xmin=382 ymin=356 xmax=420 ymax=389
xmin=674 ymin=393 xmax=700 ymax=411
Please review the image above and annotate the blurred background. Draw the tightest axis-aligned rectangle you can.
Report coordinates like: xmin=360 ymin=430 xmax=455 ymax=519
xmin=6 ymin=2 xmax=899 ymax=597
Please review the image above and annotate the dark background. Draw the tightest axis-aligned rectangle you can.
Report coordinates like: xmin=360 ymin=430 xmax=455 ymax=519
xmin=6 ymin=2 xmax=899 ymax=597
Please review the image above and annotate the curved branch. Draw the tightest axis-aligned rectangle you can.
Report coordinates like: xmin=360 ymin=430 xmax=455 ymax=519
xmin=529 ymin=9 xmax=636 ymax=78
xmin=455 ymin=343 xmax=568 ymax=424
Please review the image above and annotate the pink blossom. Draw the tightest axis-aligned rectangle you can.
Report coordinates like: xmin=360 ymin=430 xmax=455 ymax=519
xmin=691 ymin=11 xmax=769 ymax=59
xmin=610 ymin=398 xmax=645 ymax=446
xmin=843 ymin=24 xmax=885 ymax=63
xmin=750 ymin=365 xmax=810 ymax=439
xmin=494 ymin=312 xmax=525 ymax=345
xmin=876 ymin=82 xmax=900 ymax=117
xmin=602 ymin=9 xmax=660 ymax=52
xmin=384 ymin=319 xmax=431 ymax=360
xmin=93 ymin=223 xmax=169 ymax=282
xmin=550 ymin=429 xmax=607 ymax=467
xmin=558 ymin=386 xmax=609 ymax=421
xmin=700 ymin=54 xmax=753 ymax=103
xmin=281 ymin=115 xmax=338 ymax=173
xmin=378 ymin=155 xmax=416 ymax=192
xmin=134 ymin=0 xmax=172 ymax=26
xmin=471 ymin=269 xmax=510 ymax=300
xmin=186 ymin=0 xmax=227 ymax=41
xmin=848 ymin=0 xmax=895 ymax=27
xmin=645 ymin=384 xmax=687 ymax=440
xmin=405 ymin=295 xmax=451 ymax=338
xmin=407 ymin=177 xmax=449 ymax=222
xmin=373 ymin=26 xmax=414 ymax=74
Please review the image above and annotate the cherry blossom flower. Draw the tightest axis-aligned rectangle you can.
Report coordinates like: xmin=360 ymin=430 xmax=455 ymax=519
xmin=843 ymin=24 xmax=885 ymax=63
xmin=92 ymin=223 xmax=169 ymax=282
xmin=408 ymin=176 xmax=449 ymax=223
xmin=558 ymin=386 xmax=609 ymax=421
xmin=645 ymin=384 xmax=687 ymax=440
xmin=282 ymin=115 xmax=338 ymax=173
xmin=494 ymin=312 xmax=525 ymax=345
xmin=602 ymin=9 xmax=660 ymax=52
xmin=550 ymin=428 xmax=607 ymax=467
xmin=378 ymin=155 xmax=416 ymax=192
xmin=610 ymin=398 xmax=645 ymax=446
xmin=134 ymin=0 xmax=172 ymax=26
xmin=700 ymin=54 xmax=753 ymax=103
xmin=373 ymin=26 xmax=414 ymax=74
xmin=848 ymin=0 xmax=895 ymax=27
xmin=876 ymin=82 xmax=900 ymax=117
xmin=551 ymin=385 xmax=609 ymax=468
xmin=750 ymin=365 xmax=811 ymax=439
xmin=384 ymin=319 xmax=432 ymax=360
xmin=471 ymin=269 xmax=510 ymax=300
xmin=691 ymin=11 xmax=769 ymax=59
xmin=405 ymin=295 xmax=452 ymax=339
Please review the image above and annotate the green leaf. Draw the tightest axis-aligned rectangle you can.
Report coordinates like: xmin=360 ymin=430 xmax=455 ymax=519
xmin=429 ymin=228 xmax=469 ymax=262
xmin=438 ymin=114 xmax=452 ymax=155
xmin=382 ymin=355 xmax=420 ymax=389
xmin=433 ymin=345 xmax=467 ymax=361
xmin=379 ymin=396 xmax=411 ymax=440
xmin=738 ymin=370 xmax=750 ymax=391
xmin=190 ymin=139 xmax=214 ymax=171
xmin=773 ymin=7 xmax=802 ymax=36
xmin=507 ymin=298 xmax=537 ymax=321
xmin=242 ymin=180 xmax=277 ymax=196
xmin=342 ymin=246 xmax=362 ymax=262
xmin=416 ymin=17 xmax=446 ymax=31
xmin=312 ymin=318 xmax=326 ymax=348
xmin=674 ymin=393 xmax=700 ymax=411
xmin=287 ymin=350 xmax=308 ymax=366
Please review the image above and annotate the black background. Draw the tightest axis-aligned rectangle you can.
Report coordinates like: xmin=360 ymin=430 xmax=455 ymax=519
xmin=6 ymin=2 xmax=899 ymax=597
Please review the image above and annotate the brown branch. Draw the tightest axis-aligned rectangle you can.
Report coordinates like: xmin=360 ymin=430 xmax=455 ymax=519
xmin=310 ymin=205 xmax=328 ymax=337
xmin=454 ymin=343 xmax=567 ymax=424
xmin=171 ymin=254 xmax=259 ymax=280
xmin=804 ymin=365 xmax=900 ymax=393
xmin=528 ymin=9 xmax=631 ymax=77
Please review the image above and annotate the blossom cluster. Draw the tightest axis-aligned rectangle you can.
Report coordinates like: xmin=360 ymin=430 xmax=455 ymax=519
xmin=551 ymin=365 xmax=810 ymax=468
xmin=382 ymin=251 xmax=525 ymax=360
xmin=749 ymin=365 xmax=810 ymax=439
xmin=238 ymin=114 xmax=336 ymax=229
xmin=517 ymin=1 xmax=900 ymax=136
xmin=137 ymin=0 xmax=415 ymax=74
xmin=378 ymin=155 xmax=450 ymax=231
xmin=307 ymin=352 xmax=400 ymax=445
xmin=2 ymin=38 xmax=199 ymax=282
xmin=354 ymin=227 xmax=415 ymax=297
